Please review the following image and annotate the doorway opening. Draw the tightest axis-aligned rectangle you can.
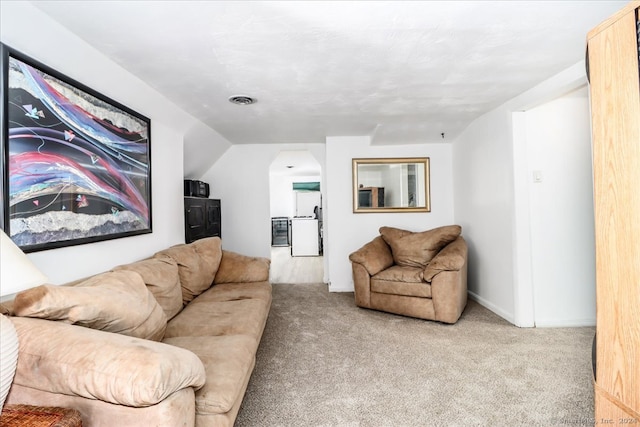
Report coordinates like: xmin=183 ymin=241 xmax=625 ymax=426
xmin=268 ymin=150 xmax=324 ymax=284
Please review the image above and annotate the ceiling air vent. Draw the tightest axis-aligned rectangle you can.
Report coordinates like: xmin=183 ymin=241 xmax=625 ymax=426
xmin=228 ymin=95 xmax=256 ymax=105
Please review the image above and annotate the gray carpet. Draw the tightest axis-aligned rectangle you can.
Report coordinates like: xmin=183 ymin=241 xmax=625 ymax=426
xmin=236 ymin=283 xmax=595 ymax=427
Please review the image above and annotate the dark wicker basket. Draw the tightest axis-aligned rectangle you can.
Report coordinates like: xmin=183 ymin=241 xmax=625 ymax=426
xmin=0 ymin=404 xmax=82 ymax=427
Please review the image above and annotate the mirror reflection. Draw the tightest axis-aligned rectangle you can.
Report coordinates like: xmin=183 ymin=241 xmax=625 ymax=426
xmin=352 ymin=157 xmax=430 ymax=213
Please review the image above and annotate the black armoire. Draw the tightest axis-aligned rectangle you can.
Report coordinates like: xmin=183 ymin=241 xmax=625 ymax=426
xmin=184 ymin=197 xmax=221 ymax=243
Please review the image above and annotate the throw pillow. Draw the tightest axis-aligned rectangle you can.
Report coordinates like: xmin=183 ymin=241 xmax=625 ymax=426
xmin=379 ymin=225 xmax=462 ymax=268
xmin=113 ymin=254 xmax=183 ymax=320
xmin=13 ymin=270 xmax=167 ymax=341
xmin=423 ymin=236 xmax=467 ymax=282
xmin=213 ymin=250 xmax=270 ymax=284
xmin=348 ymin=236 xmax=395 ymax=276
xmin=155 ymin=237 xmax=223 ymax=305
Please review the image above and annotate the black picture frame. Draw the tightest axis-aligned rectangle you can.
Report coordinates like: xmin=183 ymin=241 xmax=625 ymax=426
xmin=0 ymin=43 xmax=152 ymax=252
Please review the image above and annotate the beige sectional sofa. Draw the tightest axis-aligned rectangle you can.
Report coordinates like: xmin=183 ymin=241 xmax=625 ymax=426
xmin=2 ymin=237 xmax=271 ymax=427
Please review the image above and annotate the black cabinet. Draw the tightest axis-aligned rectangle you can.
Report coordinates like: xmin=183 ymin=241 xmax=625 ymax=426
xmin=184 ymin=197 xmax=221 ymax=243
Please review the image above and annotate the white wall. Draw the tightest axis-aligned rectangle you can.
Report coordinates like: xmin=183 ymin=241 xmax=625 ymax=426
xmin=200 ymin=143 xmax=326 ymax=258
xmin=1 ymin=2 xmax=204 ymax=284
xmin=452 ymin=108 xmax=517 ymax=321
xmin=183 ymin=121 xmax=232 ymax=179
xmin=325 ymin=136 xmax=454 ymax=292
xmin=453 ymin=61 xmax=589 ymax=324
xmin=524 ymin=86 xmax=595 ymax=327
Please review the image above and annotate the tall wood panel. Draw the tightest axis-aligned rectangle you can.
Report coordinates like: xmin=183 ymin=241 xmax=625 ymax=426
xmin=588 ymin=1 xmax=640 ymax=424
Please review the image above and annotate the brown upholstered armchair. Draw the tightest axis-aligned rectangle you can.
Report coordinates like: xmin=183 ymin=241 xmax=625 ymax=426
xmin=349 ymin=225 xmax=468 ymax=324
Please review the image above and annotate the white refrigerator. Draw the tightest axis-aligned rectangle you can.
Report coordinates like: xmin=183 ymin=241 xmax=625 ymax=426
xmin=291 ymin=218 xmax=319 ymax=256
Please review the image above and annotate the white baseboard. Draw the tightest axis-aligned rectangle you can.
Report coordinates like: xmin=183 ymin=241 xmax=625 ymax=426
xmin=468 ymin=291 xmax=595 ymax=328
xmin=467 ymin=291 xmax=516 ymax=325
xmin=328 ymin=283 xmax=353 ymax=292
xmin=534 ymin=318 xmax=596 ymax=328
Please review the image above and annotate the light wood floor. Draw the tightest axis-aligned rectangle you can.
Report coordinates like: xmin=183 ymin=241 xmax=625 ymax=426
xmin=269 ymin=246 xmax=324 ymax=284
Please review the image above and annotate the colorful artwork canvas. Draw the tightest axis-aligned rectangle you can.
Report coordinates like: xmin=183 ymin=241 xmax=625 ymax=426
xmin=1 ymin=44 xmax=152 ymax=252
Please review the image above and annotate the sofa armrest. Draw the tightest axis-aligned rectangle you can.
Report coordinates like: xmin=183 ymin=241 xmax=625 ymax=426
xmin=213 ymin=250 xmax=270 ymax=284
xmin=349 ymin=236 xmax=394 ymax=276
xmin=11 ymin=317 xmax=206 ymax=407
xmin=424 ymin=236 xmax=467 ymax=282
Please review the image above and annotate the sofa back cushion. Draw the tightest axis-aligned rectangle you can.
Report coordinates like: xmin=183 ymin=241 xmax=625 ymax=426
xmin=12 ymin=270 xmax=167 ymax=341
xmin=155 ymin=237 xmax=223 ymax=305
xmin=379 ymin=225 xmax=462 ymax=268
xmin=113 ymin=254 xmax=183 ymax=320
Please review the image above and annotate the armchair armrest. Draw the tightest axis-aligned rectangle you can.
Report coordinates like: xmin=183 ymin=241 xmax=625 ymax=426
xmin=349 ymin=236 xmax=394 ymax=276
xmin=213 ymin=250 xmax=270 ymax=284
xmin=424 ymin=236 xmax=467 ymax=282
xmin=11 ymin=317 xmax=206 ymax=407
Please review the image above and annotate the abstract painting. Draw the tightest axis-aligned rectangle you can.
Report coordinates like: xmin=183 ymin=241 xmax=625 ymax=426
xmin=1 ymin=44 xmax=152 ymax=252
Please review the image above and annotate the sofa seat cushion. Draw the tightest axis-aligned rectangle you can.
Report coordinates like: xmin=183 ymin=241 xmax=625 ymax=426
xmin=155 ymin=237 xmax=223 ymax=306
xmin=374 ymin=265 xmax=425 ymax=283
xmin=371 ymin=266 xmax=431 ymax=298
xmin=163 ymin=287 xmax=271 ymax=343
xmin=188 ymin=282 xmax=272 ymax=304
xmin=13 ymin=271 xmax=167 ymax=341
xmin=379 ymin=225 xmax=462 ymax=268
xmin=112 ymin=254 xmax=183 ymax=320
xmin=163 ymin=335 xmax=256 ymax=415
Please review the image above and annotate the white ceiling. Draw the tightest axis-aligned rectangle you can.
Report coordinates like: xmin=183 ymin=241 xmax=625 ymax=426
xmin=270 ymin=150 xmax=322 ymax=176
xmin=31 ymin=0 xmax=625 ymax=146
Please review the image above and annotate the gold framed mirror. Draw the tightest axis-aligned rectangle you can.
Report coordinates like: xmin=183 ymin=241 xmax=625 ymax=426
xmin=352 ymin=157 xmax=430 ymax=213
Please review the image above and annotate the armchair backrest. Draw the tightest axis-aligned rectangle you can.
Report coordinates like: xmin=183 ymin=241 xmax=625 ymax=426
xmin=379 ymin=225 xmax=462 ymax=269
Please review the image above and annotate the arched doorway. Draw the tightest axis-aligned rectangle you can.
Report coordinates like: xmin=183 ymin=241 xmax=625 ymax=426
xmin=268 ymin=150 xmax=324 ymax=284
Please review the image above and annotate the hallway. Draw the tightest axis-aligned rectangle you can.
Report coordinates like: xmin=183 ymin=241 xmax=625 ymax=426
xmin=269 ymin=247 xmax=324 ymax=284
